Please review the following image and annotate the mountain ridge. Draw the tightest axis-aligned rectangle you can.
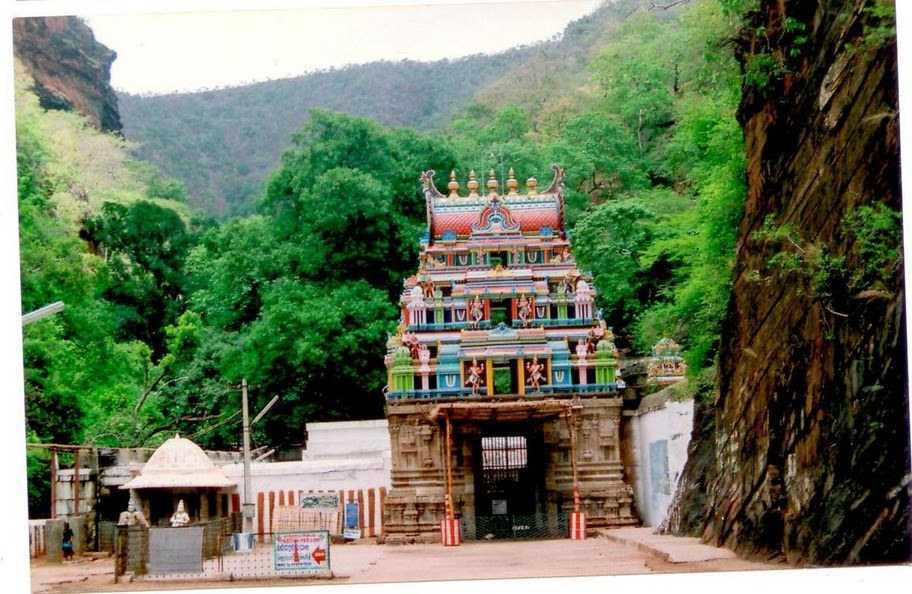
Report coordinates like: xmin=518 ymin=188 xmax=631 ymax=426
xmin=116 ymin=1 xmax=652 ymax=218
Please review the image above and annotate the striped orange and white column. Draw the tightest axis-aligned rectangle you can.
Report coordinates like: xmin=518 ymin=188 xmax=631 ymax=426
xmin=569 ymin=511 xmax=586 ymax=540
xmin=440 ymin=518 xmax=461 ymax=546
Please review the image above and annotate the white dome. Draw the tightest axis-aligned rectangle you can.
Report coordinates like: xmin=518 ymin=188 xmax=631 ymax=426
xmin=121 ymin=434 xmax=234 ymax=490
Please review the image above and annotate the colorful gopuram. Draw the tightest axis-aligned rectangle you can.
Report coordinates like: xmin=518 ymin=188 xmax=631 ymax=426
xmin=381 ymin=167 xmax=639 ymax=543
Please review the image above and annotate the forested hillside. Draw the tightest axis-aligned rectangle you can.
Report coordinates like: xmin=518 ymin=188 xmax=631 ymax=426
xmin=116 ymin=1 xmax=648 ymax=218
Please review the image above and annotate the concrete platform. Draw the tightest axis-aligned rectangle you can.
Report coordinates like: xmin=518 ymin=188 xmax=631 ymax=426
xmin=601 ymin=527 xmax=737 ymax=563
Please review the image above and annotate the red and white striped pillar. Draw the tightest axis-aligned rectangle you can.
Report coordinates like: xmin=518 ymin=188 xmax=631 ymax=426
xmin=570 ymin=511 xmax=586 ymax=540
xmin=441 ymin=517 xmax=461 ymax=546
xmin=570 ymin=485 xmax=586 ymax=540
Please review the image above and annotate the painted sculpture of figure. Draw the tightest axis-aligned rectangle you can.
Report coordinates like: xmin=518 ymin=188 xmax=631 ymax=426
xmin=417 ymin=344 xmax=431 ymax=369
xmin=424 ymin=254 xmax=445 ymax=269
xmin=526 ymin=356 xmax=544 ymax=392
xmin=170 ymin=499 xmax=190 ymax=527
xmin=511 ymin=247 xmax=522 ymax=267
xmin=469 ymin=296 xmax=485 ymax=328
xmin=422 ymin=279 xmax=436 ymax=299
xmin=466 ymin=357 xmax=485 ymax=395
xmin=401 ymin=332 xmax=421 ymax=359
xmin=576 ymin=340 xmax=589 ymax=360
xmin=517 ymin=294 xmax=532 ymax=327
xmin=586 ymin=326 xmax=600 ymax=354
xmin=118 ymin=498 xmax=149 ymax=528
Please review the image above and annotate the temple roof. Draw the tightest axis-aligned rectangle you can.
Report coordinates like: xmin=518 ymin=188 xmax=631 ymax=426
xmin=120 ymin=434 xmax=234 ymax=490
xmin=422 ymin=166 xmax=566 ymax=242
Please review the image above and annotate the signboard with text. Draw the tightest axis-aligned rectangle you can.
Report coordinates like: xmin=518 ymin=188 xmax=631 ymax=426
xmin=343 ymin=502 xmax=361 ymax=540
xmin=299 ymin=493 xmax=340 ymax=510
xmin=273 ymin=531 xmax=331 ymax=574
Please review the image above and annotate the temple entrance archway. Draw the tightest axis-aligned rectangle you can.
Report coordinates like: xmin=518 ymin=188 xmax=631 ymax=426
xmin=472 ymin=425 xmax=556 ymax=540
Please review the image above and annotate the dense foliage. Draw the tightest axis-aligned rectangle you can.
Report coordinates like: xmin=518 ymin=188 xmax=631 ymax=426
xmin=20 ymin=0 xmax=751 ymax=514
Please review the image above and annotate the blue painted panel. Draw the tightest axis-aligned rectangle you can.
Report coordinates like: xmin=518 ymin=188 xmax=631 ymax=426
xmin=648 ymin=440 xmax=670 ymax=507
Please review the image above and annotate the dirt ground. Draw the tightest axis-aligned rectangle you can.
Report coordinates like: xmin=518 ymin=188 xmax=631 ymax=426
xmin=30 ymin=537 xmax=784 ymax=593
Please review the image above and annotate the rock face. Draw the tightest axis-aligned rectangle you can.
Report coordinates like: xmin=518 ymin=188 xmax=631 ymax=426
xmin=664 ymin=2 xmax=910 ymax=565
xmin=13 ymin=16 xmax=122 ymax=133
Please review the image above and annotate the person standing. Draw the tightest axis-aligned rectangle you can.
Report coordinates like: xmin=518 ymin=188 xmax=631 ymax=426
xmin=61 ymin=522 xmax=74 ymax=561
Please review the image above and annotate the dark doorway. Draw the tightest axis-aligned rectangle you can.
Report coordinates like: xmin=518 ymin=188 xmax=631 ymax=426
xmin=489 ymin=251 xmax=509 ymax=268
xmin=489 ymin=299 xmax=511 ymax=326
xmin=473 ymin=428 xmax=549 ymax=539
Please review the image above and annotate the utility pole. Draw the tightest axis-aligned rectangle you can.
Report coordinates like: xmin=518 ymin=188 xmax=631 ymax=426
xmin=241 ymin=378 xmax=254 ymax=533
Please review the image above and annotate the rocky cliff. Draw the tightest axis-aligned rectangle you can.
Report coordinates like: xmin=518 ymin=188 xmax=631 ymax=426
xmin=13 ymin=16 xmax=121 ymax=133
xmin=664 ymin=1 xmax=910 ymax=565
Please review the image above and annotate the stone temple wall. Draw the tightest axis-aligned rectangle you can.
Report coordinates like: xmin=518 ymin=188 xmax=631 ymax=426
xmin=382 ymin=397 xmax=638 ymax=544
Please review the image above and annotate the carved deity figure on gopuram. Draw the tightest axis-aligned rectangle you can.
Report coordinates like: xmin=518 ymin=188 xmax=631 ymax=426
xmin=381 ymin=165 xmax=648 ymax=545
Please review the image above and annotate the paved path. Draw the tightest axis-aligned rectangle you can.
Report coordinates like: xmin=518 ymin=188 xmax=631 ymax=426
xmin=30 ymin=536 xmax=780 ymax=593
xmin=601 ymin=527 xmax=738 ymax=563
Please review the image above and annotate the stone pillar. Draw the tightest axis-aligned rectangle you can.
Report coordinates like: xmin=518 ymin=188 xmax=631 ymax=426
xmin=114 ymin=526 xmax=127 ymax=577
xmin=459 ymin=429 xmax=477 ymax=540
xmin=45 ymin=519 xmax=63 ymax=562
xmin=71 ymin=515 xmax=86 ymax=555
xmin=200 ymin=492 xmax=210 ymax=521
xmin=126 ymin=525 xmax=148 ymax=575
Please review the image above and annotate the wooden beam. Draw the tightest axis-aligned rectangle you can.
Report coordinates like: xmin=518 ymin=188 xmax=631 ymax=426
xmin=445 ymin=415 xmax=455 ymax=521
xmin=73 ymin=448 xmax=81 ymax=516
xmin=517 ymin=358 xmax=525 ymax=396
xmin=565 ymin=409 xmax=580 ymax=513
xmin=49 ymin=449 xmax=57 ymax=519
xmin=485 ymin=359 xmax=494 ymax=397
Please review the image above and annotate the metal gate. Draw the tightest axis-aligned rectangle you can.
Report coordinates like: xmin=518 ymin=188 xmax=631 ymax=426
xmin=474 ymin=434 xmax=554 ymax=539
xmin=474 ymin=512 xmax=569 ymax=540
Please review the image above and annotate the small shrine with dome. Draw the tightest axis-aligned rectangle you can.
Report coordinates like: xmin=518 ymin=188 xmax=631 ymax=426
xmin=121 ymin=434 xmax=236 ymax=526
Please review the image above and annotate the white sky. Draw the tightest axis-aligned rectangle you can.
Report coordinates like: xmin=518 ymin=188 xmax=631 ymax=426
xmin=84 ymin=1 xmax=603 ymax=95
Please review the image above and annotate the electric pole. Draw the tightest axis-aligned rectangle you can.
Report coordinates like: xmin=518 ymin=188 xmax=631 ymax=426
xmin=241 ymin=378 xmax=253 ymax=533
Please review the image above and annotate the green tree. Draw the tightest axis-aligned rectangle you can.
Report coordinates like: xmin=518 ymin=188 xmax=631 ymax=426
xmin=83 ymin=200 xmax=195 ymax=357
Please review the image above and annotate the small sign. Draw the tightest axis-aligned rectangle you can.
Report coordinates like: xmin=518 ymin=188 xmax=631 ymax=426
xmin=300 ymin=493 xmax=339 ymax=510
xmin=491 ymin=499 xmax=507 ymax=515
xmin=274 ymin=531 xmax=331 ymax=573
xmin=343 ymin=502 xmax=361 ymax=540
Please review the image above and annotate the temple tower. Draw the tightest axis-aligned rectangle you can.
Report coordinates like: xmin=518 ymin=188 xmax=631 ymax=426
xmin=381 ymin=166 xmax=639 ymax=543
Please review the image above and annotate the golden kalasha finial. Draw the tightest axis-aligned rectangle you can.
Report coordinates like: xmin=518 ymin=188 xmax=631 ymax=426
xmin=526 ymin=176 xmax=538 ymax=195
xmin=507 ymin=167 xmax=519 ymax=195
xmin=447 ymin=170 xmax=460 ymax=198
xmin=467 ymin=170 xmax=480 ymax=197
xmin=486 ymin=169 xmax=498 ymax=195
